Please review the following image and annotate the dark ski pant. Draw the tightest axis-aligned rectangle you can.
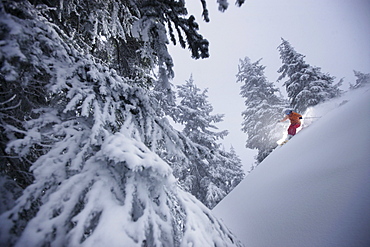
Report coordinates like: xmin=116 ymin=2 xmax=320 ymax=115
xmin=288 ymin=123 xmax=301 ymax=136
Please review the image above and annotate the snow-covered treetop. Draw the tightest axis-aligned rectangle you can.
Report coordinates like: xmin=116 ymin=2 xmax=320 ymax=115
xmin=237 ymin=57 xmax=286 ymax=163
xmin=351 ymin=70 xmax=370 ymax=89
xmin=277 ymin=38 xmax=341 ymax=112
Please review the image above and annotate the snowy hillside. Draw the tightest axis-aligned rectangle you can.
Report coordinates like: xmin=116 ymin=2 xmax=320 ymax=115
xmin=213 ymin=86 xmax=370 ymax=247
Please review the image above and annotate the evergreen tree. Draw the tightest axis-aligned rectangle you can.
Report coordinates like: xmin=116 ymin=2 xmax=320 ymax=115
xmin=18 ymin=0 xmax=247 ymax=95
xmin=14 ymin=0 xmax=211 ymax=104
xmin=25 ymin=0 xmax=247 ymax=84
xmin=350 ymin=70 xmax=370 ymax=89
xmin=237 ymin=57 xmax=286 ymax=163
xmin=0 ymin=1 xmax=244 ymax=246
xmin=277 ymin=38 xmax=341 ymax=113
xmin=173 ymin=76 xmax=244 ymax=208
xmin=175 ymin=76 xmax=228 ymax=147
xmin=220 ymin=146 xmax=245 ymax=193
xmin=0 ymin=176 xmax=22 ymax=215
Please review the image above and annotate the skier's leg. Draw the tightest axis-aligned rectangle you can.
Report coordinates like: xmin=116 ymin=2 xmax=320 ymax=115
xmin=287 ymin=125 xmax=296 ymax=136
xmin=288 ymin=124 xmax=301 ymax=136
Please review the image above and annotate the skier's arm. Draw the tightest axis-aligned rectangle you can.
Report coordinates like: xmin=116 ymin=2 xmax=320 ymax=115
xmin=280 ymin=115 xmax=289 ymax=122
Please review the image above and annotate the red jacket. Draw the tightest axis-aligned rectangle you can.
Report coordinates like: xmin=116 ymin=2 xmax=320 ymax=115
xmin=281 ymin=111 xmax=302 ymax=125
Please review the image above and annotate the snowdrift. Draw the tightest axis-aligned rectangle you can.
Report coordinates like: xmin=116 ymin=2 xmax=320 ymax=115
xmin=213 ymin=87 xmax=370 ymax=247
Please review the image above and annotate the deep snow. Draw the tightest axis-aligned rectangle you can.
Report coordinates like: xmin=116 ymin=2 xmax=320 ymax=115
xmin=213 ymin=86 xmax=370 ymax=247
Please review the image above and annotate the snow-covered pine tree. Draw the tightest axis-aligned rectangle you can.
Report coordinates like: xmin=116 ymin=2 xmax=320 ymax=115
xmin=172 ymin=76 xmax=244 ymax=208
xmin=199 ymin=144 xmax=245 ymax=209
xmin=0 ymin=1 xmax=243 ymax=246
xmin=20 ymin=0 xmax=211 ymax=98
xmin=350 ymin=70 xmax=370 ymax=89
xmin=277 ymin=38 xmax=341 ymax=113
xmin=0 ymin=176 xmax=22 ymax=215
xmin=237 ymin=57 xmax=286 ymax=163
xmin=219 ymin=146 xmax=244 ymax=193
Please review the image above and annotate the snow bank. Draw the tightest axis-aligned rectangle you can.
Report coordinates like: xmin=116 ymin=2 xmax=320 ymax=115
xmin=213 ymin=87 xmax=370 ymax=247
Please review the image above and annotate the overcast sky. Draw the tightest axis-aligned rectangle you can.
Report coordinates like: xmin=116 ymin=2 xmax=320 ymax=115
xmin=168 ymin=0 xmax=370 ymax=168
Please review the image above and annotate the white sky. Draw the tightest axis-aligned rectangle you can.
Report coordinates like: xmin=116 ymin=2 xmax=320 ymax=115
xmin=169 ymin=0 xmax=370 ymax=168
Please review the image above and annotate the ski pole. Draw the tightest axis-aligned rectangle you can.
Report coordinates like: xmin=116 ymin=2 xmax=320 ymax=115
xmin=303 ymin=117 xmax=321 ymax=119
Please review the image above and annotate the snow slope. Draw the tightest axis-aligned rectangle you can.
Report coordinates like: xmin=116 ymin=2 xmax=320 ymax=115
xmin=213 ymin=87 xmax=370 ymax=247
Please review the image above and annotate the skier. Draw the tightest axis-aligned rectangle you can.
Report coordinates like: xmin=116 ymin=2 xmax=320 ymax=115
xmin=279 ymin=110 xmax=302 ymax=140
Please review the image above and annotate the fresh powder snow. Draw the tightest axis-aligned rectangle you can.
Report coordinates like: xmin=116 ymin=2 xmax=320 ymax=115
xmin=213 ymin=86 xmax=370 ymax=247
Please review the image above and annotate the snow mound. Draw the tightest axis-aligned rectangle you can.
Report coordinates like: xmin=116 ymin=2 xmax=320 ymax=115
xmin=213 ymin=87 xmax=370 ymax=247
